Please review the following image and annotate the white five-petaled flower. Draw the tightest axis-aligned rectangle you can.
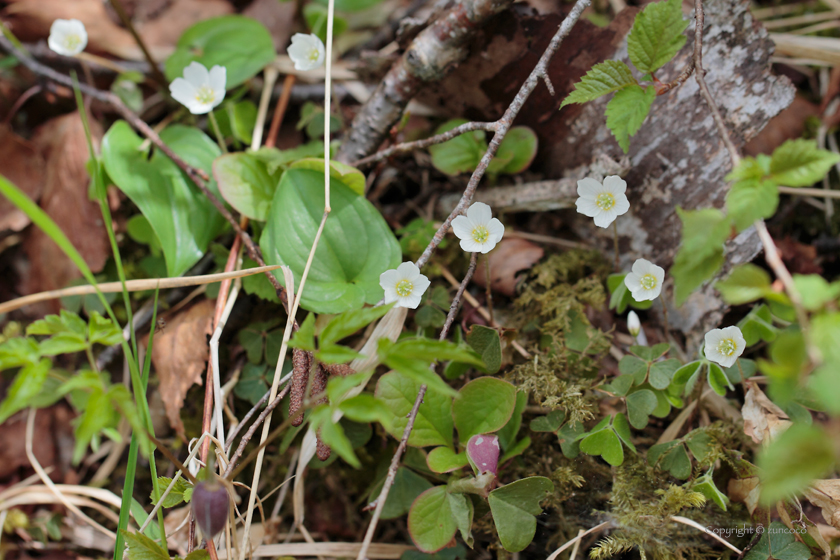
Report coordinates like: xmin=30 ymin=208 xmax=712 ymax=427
xmin=169 ymin=62 xmax=226 ymax=115
xmin=624 ymin=258 xmax=665 ymax=302
xmin=287 ymin=33 xmax=326 ymax=71
xmin=575 ymin=175 xmax=630 ymax=228
xmin=704 ymin=326 xmax=746 ymax=368
xmin=451 ymin=202 xmax=505 ymax=254
xmin=380 ymin=262 xmax=430 ymax=309
xmin=48 ymin=19 xmax=88 ymax=56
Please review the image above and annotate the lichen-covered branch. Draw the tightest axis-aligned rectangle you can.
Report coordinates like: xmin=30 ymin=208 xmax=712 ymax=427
xmin=336 ymin=0 xmax=515 ymax=163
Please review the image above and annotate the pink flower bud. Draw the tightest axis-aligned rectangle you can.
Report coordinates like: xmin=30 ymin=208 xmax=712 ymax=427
xmin=466 ymin=434 xmax=500 ymax=476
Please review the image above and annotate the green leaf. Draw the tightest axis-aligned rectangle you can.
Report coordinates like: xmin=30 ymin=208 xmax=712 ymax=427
xmin=487 ymin=127 xmax=538 ymax=175
xmin=39 ymin=333 xmax=89 ymax=356
xmin=407 ymin=487 xmax=458 ymax=553
xmin=27 ymin=310 xmax=86 ymax=336
xmin=673 ymin=360 xmax=702 ymax=389
xmin=428 ymin=119 xmax=487 ymax=176
xmin=630 ymin=342 xmax=670 ymax=362
xmin=415 ymin=306 xmax=447 ymax=329
xmin=185 ymin=551 xmax=209 ymax=560
xmin=338 ymin=394 xmax=394 ymax=431
xmin=122 ymin=530 xmax=169 ymax=560
xmin=560 ymin=60 xmax=637 ymax=107
xmin=743 ymin=521 xmax=811 ymax=560
xmin=619 ymin=355 xmax=648 ymax=385
xmin=768 ymin=139 xmax=840 ymax=187
xmin=213 ymin=152 xmax=280 ymax=221
xmin=304 ymin=3 xmax=349 ymax=42
xmin=793 ymin=274 xmax=840 ymax=311
xmin=716 ymin=264 xmax=773 ymax=304
xmin=627 ymin=0 xmax=689 ymax=73
xmin=0 ymin=337 xmax=41 ymax=370
xmin=685 ymin=430 xmax=712 ymax=462
xmin=603 ymin=374 xmax=635 ymax=396
xmin=374 ymin=467 xmax=433 ymax=520
xmin=608 ymin=273 xmax=653 ymax=313
xmin=626 ymin=389 xmax=657 ymax=429
xmin=375 ymin=371 xmax=454 ymax=448
xmin=496 ymin=391 xmax=527 ymax=451
xmin=0 ymin=358 xmax=51 ymax=423
xmin=102 ymin=122 xmax=226 ymax=277
xmin=320 ymin=304 xmax=393 ymax=348
xmin=310 ymin=406 xmax=360 ymax=467
xmin=726 ymin=178 xmax=778 ymax=232
xmin=500 ymin=437 xmax=531 ymax=463
xmin=694 ymin=471 xmax=728 ymax=511
xmin=488 ymin=477 xmax=554 ymax=552
xmin=465 ymin=325 xmax=501 ymax=374
xmin=738 ymin=304 xmax=777 ymax=346
xmin=671 ymin=207 xmax=731 ymax=305
xmin=558 ymin=422 xmax=584 ymax=458
xmin=660 ymin=443 xmax=691 ymax=479
xmin=260 ymin=168 xmax=401 ymax=313
xmin=427 ymin=447 xmax=468 ymax=473
xmin=605 ymin=85 xmax=656 ymax=153
xmin=165 ymin=16 xmax=275 ymax=88
xmin=447 ymin=493 xmax=474 ymax=548
xmin=757 ymin=424 xmax=835 ymax=504
xmin=289 ymin=313 xmax=316 ymax=352
xmin=452 ymin=378 xmax=517 ymax=442
xmin=580 ymin=424 xmax=624 ymax=466
xmin=88 ymin=311 xmax=123 ymax=346
xmin=612 ymin=412 xmax=636 ymax=452
xmin=529 ymin=410 xmax=566 ymax=433
xmin=152 ymin=477 xmax=193 ymax=508
xmin=252 ymin=142 xmax=325 ymax=174
xmin=649 ymin=359 xmax=680 ymax=389
xmin=289 ymin=158 xmax=366 ymax=196
xmin=707 ymin=362 xmax=731 ymax=396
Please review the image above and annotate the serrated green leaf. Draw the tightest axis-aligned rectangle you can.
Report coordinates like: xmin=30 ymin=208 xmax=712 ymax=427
xmin=671 ymin=207 xmax=730 ymax=305
xmin=726 ymin=178 xmax=779 ymax=232
xmin=716 ymin=264 xmax=773 ymax=304
xmin=288 ymin=313 xmax=316 ymax=351
xmin=605 ymin=85 xmax=656 ymax=153
xmin=88 ymin=311 xmax=123 ymax=346
xmin=561 ymin=60 xmax=637 ymax=107
xmin=627 ymin=0 xmax=689 ymax=73
xmin=152 ymin=476 xmax=192 ymax=508
xmin=757 ymin=424 xmax=834 ymax=504
xmin=338 ymin=394 xmax=393 ymax=431
xmin=0 ymin=337 xmax=42 ymax=370
xmin=768 ymin=139 xmax=840 ymax=187
xmin=122 ymin=530 xmax=169 ymax=560
xmin=310 ymin=406 xmax=360 ymax=467
xmin=0 ymin=358 xmax=51 ymax=423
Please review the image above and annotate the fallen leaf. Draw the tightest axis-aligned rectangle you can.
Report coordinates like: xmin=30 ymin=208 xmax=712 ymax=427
xmin=745 ymin=96 xmax=820 ymax=157
xmin=0 ymin=124 xmax=45 ymax=232
xmin=135 ymin=0 xmax=233 ymax=60
xmin=742 ymin=380 xmax=791 ymax=445
xmin=727 ymin=476 xmax=761 ymax=516
xmin=19 ymin=112 xmax=109 ymax=316
xmin=242 ymin=0 xmax=296 ymax=51
xmin=805 ymin=480 xmax=840 ymax=532
xmin=0 ymin=405 xmax=59 ymax=479
xmin=776 ymin=236 xmax=823 ymax=275
xmin=473 ymin=238 xmax=544 ymax=296
xmin=150 ymin=299 xmax=215 ymax=437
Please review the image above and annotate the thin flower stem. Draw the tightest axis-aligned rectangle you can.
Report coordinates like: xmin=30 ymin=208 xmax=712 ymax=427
xmin=355 ymin=253 xmax=478 ymax=560
xmin=208 ymin=111 xmax=228 ymax=154
xmin=612 ymin=221 xmax=620 ymax=271
xmin=484 ymin=254 xmax=494 ymax=325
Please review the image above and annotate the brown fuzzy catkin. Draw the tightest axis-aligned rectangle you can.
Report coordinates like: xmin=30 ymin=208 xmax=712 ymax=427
xmin=290 ymin=348 xmax=310 ymax=427
xmin=322 ymin=362 xmax=355 ymax=377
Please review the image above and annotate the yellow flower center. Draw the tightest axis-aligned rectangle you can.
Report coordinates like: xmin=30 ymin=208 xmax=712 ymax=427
xmin=640 ymin=274 xmax=658 ymax=290
xmin=471 ymin=225 xmax=489 ymax=244
xmin=717 ymin=338 xmax=737 ymax=356
xmin=395 ymin=279 xmax=414 ymax=297
xmin=596 ymin=192 xmax=616 ymax=210
xmin=194 ymin=85 xmax=216 ymax=105
xmin=308 ymin=49 xmax=320 ymax=62
xmin=64 ymin=34 xmax=83 ymax=50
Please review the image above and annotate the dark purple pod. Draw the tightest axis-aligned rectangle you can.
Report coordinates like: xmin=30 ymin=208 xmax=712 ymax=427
xmin=466 ymin=434 xmax=500 ymax=477
xmin=191 ymin=479 xmax=230 ymax=539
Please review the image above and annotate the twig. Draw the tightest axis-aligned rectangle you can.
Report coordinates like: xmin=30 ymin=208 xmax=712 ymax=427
xmin=778 ymin=185 xmax=840 ymax=198
xmin=0 ymin=35 xmax=294 ymax=317
xmin=0 ymin=265 xmax=282 ymax=315
xmin=353 ymin=122 xmax=498 ymax=167
xmin=107 ymin=0 xmax=168 ymax=88
xmin=224 ymin=391 xmax=271 ymax=453
xmin=670 ymin=516 xmax=742 ymax=555
xmin=655 ymin=60 xmax=695 ymax=95
xmin=355 ymin=253 xmax=479 ymax=560
xmin=690 ymin=0 xmax=817 ymax=363
xmin=265 ymin=74 xmax=296 ymax=149
xmin=415 ymin=0 xmax=592 ymax=270
xmin=252 ymin=67 xmax=279 ymax=150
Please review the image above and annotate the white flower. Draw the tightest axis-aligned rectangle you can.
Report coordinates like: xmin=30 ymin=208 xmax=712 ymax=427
xmin=624 ymin=258 xmax=665 ymax=302
xmin=48 ymin=19 xmax=88 ymax=56
xmin=169 ymin=62 xmax=226 ymax=115
xmin=627 ymin=311 xmax=641 ymax=337
xmin=704 ymin=326 xmax=746 ymax=368
xmin=380 ymin=262 xmax=430 ymax=309
xmin=575 ymin=175 xmax=630 ymax=228
xmin=288 ymin=33 xmax=326 ymax=71
xmin=451 ymin=202 xmax=505 ymax=254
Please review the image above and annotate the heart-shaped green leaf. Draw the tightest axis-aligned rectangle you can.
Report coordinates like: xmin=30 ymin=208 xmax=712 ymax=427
xmin=102 ymin=122 xmax=226 ymax=277
xmin=260 ymin=168 xmax=401 ymax=313
xmin=165 ymin=16 xmax=275 ymax=88
xmin=407 ymin=486 xmax=458 ymax=553
xmin=375 ymin=371 xmax=453 ymax=448
xmin=580 ymin=424 xmax=624 ymax=466
xmin=488 ymin=477 xmax=554 ymax=552
xmin=529 ymin=410 xmax=566 ymax=433
xmin=619 ymin=355 xmax=648 ymax=385
xmin=453 ymin=378 xmax=517 ymax=442
xmin=649 ymin=358 xmax=681 ymax=389
xmin=743 ymin=522 xmax=811 ymax=560
xmin=427 ymin=447 xmax=468 ymax=473
xmin=660 ymin=443 xmax=691 ymax=479
xmin=626 ymin=389 xmax=657 ymax=429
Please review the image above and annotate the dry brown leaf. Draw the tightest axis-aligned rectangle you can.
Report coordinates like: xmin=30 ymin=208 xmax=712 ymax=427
xmin=242 ymin=0 xmax=296 ymax=51
xmin=150 ymin=299 xmax=215 ymax=437
xmin=18 ymin=112 xmax=108 ymax=316
xmin=135 ymin=0 xmax=233 ymax=59
xmin=473 ymin=238 xmax=544 ymax=297
xmin=805 ymin=480 xmax=840 ymax=532
xmin=728 ymin=476 xmax=761 ymax=516
xmin=0 ymin=124 xmax=45 ymax=232
xmin=742 ymin=380 xmax=791 ymax=445
xmin=745 ymin=96 xmax=820 ymax=156
xmin=0 ymin=405 xmax=59 ymax=479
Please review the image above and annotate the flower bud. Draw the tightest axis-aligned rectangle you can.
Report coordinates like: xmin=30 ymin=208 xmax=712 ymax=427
xmin=466 ymin=434 xmax=500 ymax=477
xmin=191 ymin=479 xmax=230 ymax=539
xmin=627 ymin=311 xmax=641 ymax=337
